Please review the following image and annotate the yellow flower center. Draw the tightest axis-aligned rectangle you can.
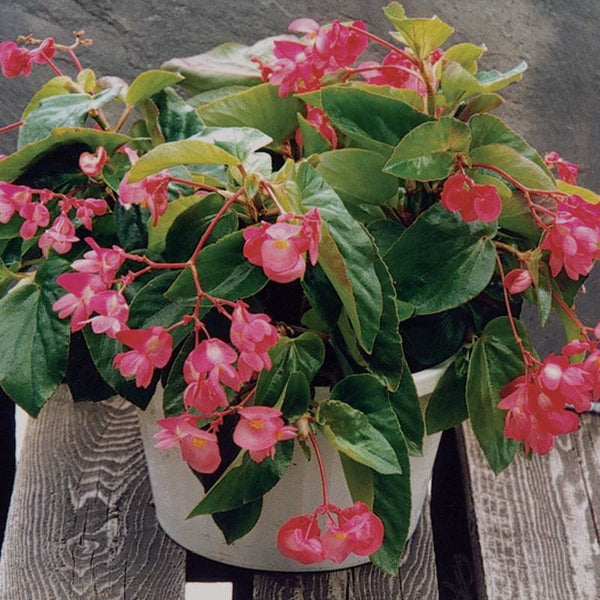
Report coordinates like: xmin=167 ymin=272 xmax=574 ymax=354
xmin=274 ymin=240 xmax=289 ymax=249
xmin=249 ymin=419 xmax=264 ymax=429
xmin=192 ymin=437 xmax=207 ymax=448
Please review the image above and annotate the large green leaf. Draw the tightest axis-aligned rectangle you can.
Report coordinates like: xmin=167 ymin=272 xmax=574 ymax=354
xmin=212 ymin=499 xmax=263 ymax=544
xmin=126 ymin=70 xmax=184 ymax=106
xmin=466 ymin=317 xmax=526 ymax=473
xmin=441 ymin=43 xmax=485 ymax=74
xmin=389 ymin=358 xmax=423 ymax=455
xmin=18 ymin=87 xmax=122 ymax=148
xmin=0 ymin=258 xmax=70 ymax=416
xmin=320 ymin=85 xmax=430 ymax=155
xmin=197 ymin=83 xmax=303 ymax=148
xmin=290 ymin=163 xmax=383 ymax=352
xmin=317 ymin=399 xmax=402 ymax=475
xmin=557 ymin=180 xmax=600 ymax=204
xmin=188 ymin=441 xmax=294 ymax=516
xmin=384 ymin=117 xmax=471 ymax=181
xmin=151 ymin=88 xmax=204 ymax=142
xmin=440 ymin=61 xmax=482 ymax=107
xmin=165 ymin=230 xmax=268 ymax=307
xmin=316 ymin=149 xmax=398 ymax=205
xmin=0 ymin=128 xmax=131 ymax=182
xmin=193 ymin=126 xmax=272 ymax=161
xmin=297 ymin=113 xmax=331 ymax=155
xmin=127 ymin=139 xmax=239 ymax=182
xmin=163 ymin=36 xmax=293 ymax=92
xmin=21 ymin=76 xmax=73 ymax=119
xmin=384 ymin=203 xmax=497 ymax=315
xmin=255 ymin=333 xmax=325 ymax=406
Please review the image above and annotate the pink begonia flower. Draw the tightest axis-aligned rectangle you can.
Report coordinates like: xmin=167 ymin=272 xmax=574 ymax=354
xmin=118 ymin=171 xmax=170 ymax=227
xmin=71 ymin=237 xmax=125 ymax=283
xmin=295 ymin=105 xmax=338 ymax=151
xmin=243 ymin=210 xmax=321 ymax=284
xmin=38 ymin=214 xmax=79 ymax=256
xmin=0 ymin=183 xmax=32 ymax=223
xmin=183 ymin=338 xmax=242 ymax=413
xmin=539 ymin=354 xmax=594 ymax=412
xmin=321 ymin=502 xmax=385 ymax=563
xmin=154 ymin=414 xmax=221 ymax=473
xmin=230 ymin=301 xmax=279 ymax=381
xmin=233 ymin=406 xmax=297 ymax=462
xmin=0 ymin=41 xmax=33 ymax=78
xmin=503 ymin=268 xmax=533 ymax=295
xmin=544 ymin=151 xmax=579 ymax=185
xmin=53 ymin=272 xmax=107 ymax=332
xmin=113 ymin=326 xmax=173 ymax=388
xmin=269 ymin=39 xmax=322 ymax=97
xmin=18 ymin=202 xmax=50 ymax=239
xmin=29 ymin=38 xmax=56 ymax=65
xmin=88 ymin=291 xmax=129 ymax=338
xmin=277 ymin=514 xmax=326 ymax=564
xmin=79 ymin=147 xmax=108 ymax=177
xmin=312 ymin=20 xmax=368 ymax=72
xmin=499 ymin=374 xmax=580 ymax=455
xmin=75 ymin=198 xmax=109 ymax=230
xmin=441 ymin=173 xmax=502 ymax=222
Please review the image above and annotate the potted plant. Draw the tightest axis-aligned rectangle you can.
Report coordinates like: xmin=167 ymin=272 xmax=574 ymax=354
xmin=1 ymin=1 xmax=599 ymax=574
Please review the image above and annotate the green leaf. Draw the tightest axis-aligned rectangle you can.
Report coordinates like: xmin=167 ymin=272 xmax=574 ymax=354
xmin=115 ymin=203 xmax=147 ymax=251
xmin=151 ymin=88 xmax=204 ymax=142
xmin=317 ymin=399 xmax=402 ymax=475
xmin=389 ymin=358 xmax=423 ymax=455
xmin=297 ymin=113 xmax=331 ymax=155
xmin=440 ymin=61 xmax=482 ymax=107
xmin=197 ymin=83 xmax=303 ymax=149
xmin=188 ymin=441 xmax=294 ymax=515
xmin=0 ymin=128 xmax=131 ymax=182
xmin=316 ymin=149 xmax=398 ymax=205
xmin=212 ymin=499 xmax=263 ymax=544
xmin=301 ymin=263 xmax=343 ymax=330
xmin=384 ymin=203 xmax=497 ymax=315
xmin=165 ymin=230 xmax=268 ymax=308
xmin=458 ymin=94 xmax=504 ymax=121
xmin=21 ymin=76 xmax=73 ymax=119
xmin=126 ymin=70 xmax=184 ymax=106
xmin=255 ymin=333 xmax=325 ymax=406
xmin=466 ymin=317 xmax=525 ymax=473
xmin=165 ymin=193 xmax=238 ymax=262
xmin=18 ymin=87 xmax=122 ymax=148
xmin=385 ymin=5 xmax=454 ymax=59
xmin=76 ymin=69 xmax=96 ymax=93
xmin=367 ymin=219 xmax=406 ymax=256
xmin=127 ymin=139 xmax=239 ymax=182
xmin=147 ymin=194 xmax=203 ymax=253
xmin=442 ymin=43 xmax=485 ymax=74
xmin=162 ymin=335 xmax=194 ymax=416
xmin=426 ymin=348 xmax=469 ymax=434
xmin=339 ymin=454 xmax=374 ymax=507
xmin=557 ymin=180 xmax=600 ymax=204
xmin=320 ymin=85 xmax=430 ymax=155
xmin=475 ymin=61 xmax=527 ymax=93
xmin=188 ymin=86 xmax=251 ymax=107
xmin=163 ymin=36 xmax=292 ymax=92
xmin=0 ymin=257 xmax=70 ymax=416
xmin=280 ymin=371 xmax=311 ymax=420
xmin=384 ymin=117 xmax=471 ymax=181
xmin=193 ymin=126 xmax=272 ymax=161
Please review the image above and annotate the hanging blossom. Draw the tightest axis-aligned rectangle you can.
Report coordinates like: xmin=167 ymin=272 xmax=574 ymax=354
xmin=53 ymin=272 xmax=108 ymax=332
xmin=543 ymin=151 xmax=579 ymax=185
xmin=503 ymin=268 xmax=533 ymax=295
xmin=440 ymin=173 xmax=502 ymax=222
xmin=118 ymin=171 xmax=171 ymax=227
xmin=277 ymin=501 xmax=384 ymax=565
xmin=243 ymin=208 xmax=321 ymax=283
xmin=0 ymin=37 xmax=56 ymax=78
xmin=79 ymin=147 xmax=108 ymax=178
xmin=540 ymin=194 xmax=600 ymax=280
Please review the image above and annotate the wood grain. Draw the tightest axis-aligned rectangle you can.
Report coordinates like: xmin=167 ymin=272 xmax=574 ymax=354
xmin=252 ymin=499 xmax=438 ymax=600
xmin=459 ymin=416 xmax=600 ymax=600
xmin=0 ymin=387 xmax=186 ymax=600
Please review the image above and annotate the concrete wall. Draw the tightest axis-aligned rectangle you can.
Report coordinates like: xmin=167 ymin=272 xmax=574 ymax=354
xmin=0 ymin=0 xmax=598 ymax=345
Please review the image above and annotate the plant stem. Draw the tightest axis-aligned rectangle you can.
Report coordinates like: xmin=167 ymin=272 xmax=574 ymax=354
xmin=347 ymin=24 xmax=417 ymax=65
xmin=114 ymin=105 xmax=133 ymax=133
xmin=0 ymin=121 xmax=23 ymax=136
xmin=308 ymin=430 xmax=330 ymax=507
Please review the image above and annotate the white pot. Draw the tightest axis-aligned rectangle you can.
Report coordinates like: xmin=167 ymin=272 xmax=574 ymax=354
xmin=138 ymin=362 xmax=448 ymax=572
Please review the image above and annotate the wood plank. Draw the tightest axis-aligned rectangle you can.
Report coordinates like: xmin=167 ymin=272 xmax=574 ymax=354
xmin=459 ymin=416 xmax=600 ymax=600
xmin=0 ymin=387 xmax=186 ymax=600
xmin=252 ymin=497 xmax=438 ymax=600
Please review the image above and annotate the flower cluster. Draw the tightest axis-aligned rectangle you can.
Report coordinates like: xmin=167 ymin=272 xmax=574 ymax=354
xmin=0 ymin=37 xmax=56 ymax=78
xmin=544 ymin=151 xmax=580 ymax=185
xmin=440 ymin=173 xmax=502 ymax=222
xmin=277 ymin=501 xmax=384 ymax=565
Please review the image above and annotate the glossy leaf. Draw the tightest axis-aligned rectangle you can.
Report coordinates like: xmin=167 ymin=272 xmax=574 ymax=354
xmin=21 ymin=76 xmax=72 ymax=119
xmin=466 ymin=317 xmax=525 ymax=473
xmin=475 ymin=61 xmax=527 ymax=92
xmin=115 ymin=203 xmax=147 ymax=251
xmin=212 ymin=499 xmax=263 ymax=544
xmin=384 ymin=117 xmax=471 ymax=181
xmin=280 ymin=371 xmax=312 ymax=420
xmin=151 ymin=88 xmax=204 ymax=142
xmin=389 ymin=358 xmax=423 ymax=455
xmin=384 ymin=203 xmax=497 ymax=315
xmin=440 ymin=61 xmax=482 ymax=107
xmin=297 ymin=113 xmax=331 ymax=155
xmin=126 ymin=70 xmax=184 ymax=106
xmin=193 ymin=126 xmax=272 ymax=161
xmin=557 ymin=180 xmax=600 ymax=204
xmin=442 ymin=43 xmax=485 ymax=74
xmin=162 ymin=335 xmax=194 ymax=417
xmin=127 ymin=139 xmax=239 ymax=182
xmin=339 ymin=454 xmax=374 ymax=508
xmin=317 ymin=399 xmax=402 ymax=475
xmin=0 ymin=258 xmax=70 ymax=416
xmin=458 ymin=93 xmax=504 ymax=121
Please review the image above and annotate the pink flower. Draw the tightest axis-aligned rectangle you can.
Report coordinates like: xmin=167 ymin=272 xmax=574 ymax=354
xmin=88 ymin=291 xmax=129 ymax=338
xmin=0 ymin=41 xmax=32 ymax=78
xmin=71 ymin=237 xmax=125 ymax=283
xmin=544 ymin=151 xmax=579 ymax=185
xmin=53 ymin=272 xmax=107 ymax=332
xmin=233 ymin=406 xmax=297 ymax=462
xmin=441 ymin=173 xmax=502 ymax=222
xmin=277 ymin=514 xmax=325 ymax=564
xmin=0 ymin=183 xmax=32 ymax=223
xmin=503 ymin=268 xmax=532 ymax=295
xmin=75 ymin=198 xmax=109 ymax=230
xmin=18 ymin=202 xmax=50 ymax=239
xmin=29 ymin=38 xmax=56 ymax=65
xmin=321 ymin=502 xmax=385 ymax=563
xmin=539 ymin=354 xmax=594 ymax=412
xmin=269 ymin=40 xmax=322 ymax=97
xmin=230 ymin=301 xmax=278 ymax=380
xmin=155 ymin=414 xmax=221 ymax=473
xmin=118 ymin=172 xmax=170 ymax=226
xmin=113 ymin=326 xmax=173 ymax=388
xmin=38 ymin=214 xmax=79 ymax=256
xmin=79 ymin=147 xmax=108 ymax=177
xmin=312 ymin=20 xmax=368 ymax=72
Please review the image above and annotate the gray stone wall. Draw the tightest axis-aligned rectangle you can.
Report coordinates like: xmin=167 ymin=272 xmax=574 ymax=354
xmin=0 ymin=0 xmax=598 ymax=345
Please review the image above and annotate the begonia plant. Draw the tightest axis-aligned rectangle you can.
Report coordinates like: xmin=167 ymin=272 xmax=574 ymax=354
xmin=1 ymin=2 xmax=599 ymax=572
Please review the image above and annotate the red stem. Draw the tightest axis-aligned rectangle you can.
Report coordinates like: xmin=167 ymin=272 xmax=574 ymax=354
xmin=347 ymin=24 xmax=418 ymax=65
xmin=308 ymin=430 xmax=330 ymax=507
xmin=551 ymin=291 xmax=590 ymax=340
xmin=43 ymin=56 xmax=64 ymax=77
xmin=67 ymin=48 xmax=83 ymax=72
xmin=0 ymin=121 xmax=23 ymax=136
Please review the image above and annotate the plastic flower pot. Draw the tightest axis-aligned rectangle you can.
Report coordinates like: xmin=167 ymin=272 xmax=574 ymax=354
xmin=137 ymin=360 xmax=448 ymax=572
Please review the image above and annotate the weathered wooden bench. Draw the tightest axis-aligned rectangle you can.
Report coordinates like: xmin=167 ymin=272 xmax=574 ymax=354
xmin=0 ymin=387 xmax=599 ymax=599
